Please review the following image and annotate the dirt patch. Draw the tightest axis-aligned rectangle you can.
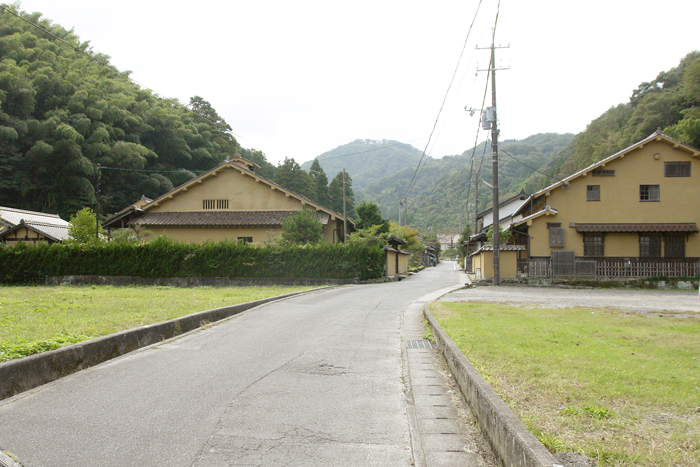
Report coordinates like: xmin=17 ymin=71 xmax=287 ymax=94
xmin=441 ymin=284 xmax=700 ymax=318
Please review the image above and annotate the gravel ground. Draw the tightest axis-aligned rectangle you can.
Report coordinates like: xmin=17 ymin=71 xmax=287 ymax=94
xmin=440 ymin=283 xmax=700 ymax=317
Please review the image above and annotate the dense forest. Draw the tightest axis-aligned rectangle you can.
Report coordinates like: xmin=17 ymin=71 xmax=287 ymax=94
xmin=0 ymin=5 xmax=351 ymax=219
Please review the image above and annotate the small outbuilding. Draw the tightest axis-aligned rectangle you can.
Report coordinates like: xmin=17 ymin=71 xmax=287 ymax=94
xmin=0 ymin=206 xmax=70 ymax=246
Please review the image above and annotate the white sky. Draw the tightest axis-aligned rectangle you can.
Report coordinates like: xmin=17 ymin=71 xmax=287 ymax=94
xmin=13 ymin=0 xmax=700 ymax=166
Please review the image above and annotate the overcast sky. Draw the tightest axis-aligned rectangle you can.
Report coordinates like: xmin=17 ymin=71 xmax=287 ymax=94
xmin=13 ymin=0 xmax=700 ymax=166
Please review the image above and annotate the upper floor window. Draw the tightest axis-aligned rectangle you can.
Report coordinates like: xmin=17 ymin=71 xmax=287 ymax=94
xmin=664 ymin=161 xmax=690 ymax=177
xmin=587 ymin=185 xmax=600 ymax=201
xmin=203 ymin=199 xmax=229 ymax=209
xmin=639 ymin=185 xmax=660 ymax=202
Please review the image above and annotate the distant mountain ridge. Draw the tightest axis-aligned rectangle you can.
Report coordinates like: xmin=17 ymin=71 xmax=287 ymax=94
xmin=301 ymin=139 xmax=425 ymax=189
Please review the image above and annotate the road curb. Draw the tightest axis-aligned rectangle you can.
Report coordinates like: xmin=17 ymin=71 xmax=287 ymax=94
xmin=0 ymin=287 xmax=329 ymax=401
xmin=424 ymin=305 xmax=562 ymax=467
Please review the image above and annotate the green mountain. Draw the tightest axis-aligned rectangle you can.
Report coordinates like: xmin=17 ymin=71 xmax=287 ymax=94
xmin=301 ymin=139 xmax=425 ymax=189
xmin=357 ymin=133 xmax=575 ymax=232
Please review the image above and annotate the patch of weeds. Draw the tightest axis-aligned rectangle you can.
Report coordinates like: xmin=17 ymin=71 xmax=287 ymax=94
xmin=526 ymin=419 xmax=567 ymax=453
xmin=421 ymin=318 xmax=435 ymax=343
xmin=593 ymin=448 xmax=640 ymax=466
xmin=584 ymin=406 xmax=613 ymax=419
xmin=561 ymin=406 xmax=582 ymax=416
xmin=0 ymin=332 xmax=92 ymax=362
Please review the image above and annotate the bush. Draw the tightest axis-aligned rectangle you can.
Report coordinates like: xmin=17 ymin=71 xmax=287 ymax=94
xmin=0 ymin=239 xmax=385 ymax=284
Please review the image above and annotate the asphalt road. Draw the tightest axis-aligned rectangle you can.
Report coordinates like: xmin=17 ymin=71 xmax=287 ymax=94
xmin=0 ymin=263 xmax=495 ymax=467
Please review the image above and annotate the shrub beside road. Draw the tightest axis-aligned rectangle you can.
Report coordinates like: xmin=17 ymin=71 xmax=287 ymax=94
xmin=0 ymin=285 xmax=314 ymax=362
xmin=432 ymin=301 xmax=700 ymax=466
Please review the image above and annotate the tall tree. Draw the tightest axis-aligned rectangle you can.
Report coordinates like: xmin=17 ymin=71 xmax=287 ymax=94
xmin=273 ymin=157 xmax=313 ymax=199
xmin=329 ymin=171 xmax=355 ymax=218
xmin=355 ymin=201 xmax=389 ymax=232
xmin=308 ymin=158 xmax=331 ymax=208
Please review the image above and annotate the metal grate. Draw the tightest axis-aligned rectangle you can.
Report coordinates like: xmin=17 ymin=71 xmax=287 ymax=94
xmin=407 ymin=339 xmax=436 ymax=349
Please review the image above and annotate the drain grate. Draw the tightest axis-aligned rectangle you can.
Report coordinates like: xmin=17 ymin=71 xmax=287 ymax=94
xmin=406 ymin=339 xmax=436 ymax=349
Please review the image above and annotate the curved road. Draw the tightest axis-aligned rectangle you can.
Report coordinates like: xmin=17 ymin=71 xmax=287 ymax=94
xmin=0 ymin=263 xmax=495 ymax=467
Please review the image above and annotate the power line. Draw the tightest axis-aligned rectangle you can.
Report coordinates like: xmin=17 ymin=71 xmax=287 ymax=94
xmin=402 ymin=0 xmax=485 ymax=203
xmin=499 ymin=149 xmax=566 ymax=183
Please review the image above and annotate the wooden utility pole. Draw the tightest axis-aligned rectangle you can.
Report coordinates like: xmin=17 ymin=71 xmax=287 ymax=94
xmin=477 ymin=36 xmax=508 ymax=285
xmin=342 ymin=168 xmax=347 ymax=244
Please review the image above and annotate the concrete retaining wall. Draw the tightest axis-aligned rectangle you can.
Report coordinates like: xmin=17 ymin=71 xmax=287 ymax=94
xmin=424 ymin=306 xmax=562 ymax=467
xmin=0 ymin=290 xmax=312 ymax=401
xmin=46 ymin=275 xmax=357 ymax=287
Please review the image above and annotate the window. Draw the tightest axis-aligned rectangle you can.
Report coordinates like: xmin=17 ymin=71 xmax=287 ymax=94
xmin=547 ymin=222 xmax=565 ymax=247
xmin=664 ymin=234 xmax=685 ymax=258
xmin=583 ymin=234 xmax=604 ymax=257
xmin=587 ymin=185 xmax=600 ymax=201
xmin=237 ymin=237 xmax=253 ymax=244
xmin=665 ymin=161 xmax=690 ymax=177
xmin=203 ymin=199 xmax=229 ymax=209
xmin=592 ymin=169 xmax=615 ymax=176
xmin=639 ymin=234 xmax=662 ymax=257
xmin=639 ymin=185 xmax=660 ymax=202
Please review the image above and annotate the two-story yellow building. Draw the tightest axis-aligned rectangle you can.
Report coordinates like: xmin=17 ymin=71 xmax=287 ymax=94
xmin=512 ymin=131 xmax=699 ymax=278
xmin=103 ymin=157 xmax=351 ymax=244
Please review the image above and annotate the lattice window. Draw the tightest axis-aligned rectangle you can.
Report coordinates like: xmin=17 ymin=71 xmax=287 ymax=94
xmin=664 ymin=234 xmax=685 ymax=258
xmin=640 ymin=234 xmax=662 ymax=257
xmin=203 ymin=199 xmax=229 ymax=210
xmin=587 ymin=185 xmax=600 ymax=201
xmin=548 ymin=223 xmax=565 ymax=248
xmin=583 ymin=234 xmax=604 ymax=257
xmin=237 ymin=237 xmax=253 ymax=244
xmin=639 ymin=185 xmax=660 ymax=202
xmin=664 ymin=161 xmax=690 ymax=177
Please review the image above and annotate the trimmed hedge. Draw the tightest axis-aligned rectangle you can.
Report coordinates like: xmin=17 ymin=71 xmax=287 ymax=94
xmin=0 ymin=238 xmax=386 ymax=285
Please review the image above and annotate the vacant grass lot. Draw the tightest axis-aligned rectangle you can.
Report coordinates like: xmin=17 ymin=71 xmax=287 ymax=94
xmin=432 ymin=301 xmax=700 ymax=467
xmin=0 ymin=285 xmax=315 ymax=362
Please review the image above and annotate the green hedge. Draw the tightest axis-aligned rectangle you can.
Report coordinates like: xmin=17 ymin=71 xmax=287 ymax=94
xmin=0 ymin=238 xmax=386 ymax=284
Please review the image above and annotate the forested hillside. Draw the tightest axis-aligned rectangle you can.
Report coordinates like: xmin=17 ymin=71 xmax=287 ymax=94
xmin=0 ymin=6 xmax=283 ymax=219
xmin=358 ymin=133 xmax=574 ymax=232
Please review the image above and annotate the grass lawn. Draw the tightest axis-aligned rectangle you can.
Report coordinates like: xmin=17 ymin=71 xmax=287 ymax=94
xmin=431 ymin=301 xmax=700 ymax=467
xmin=0 ymin=284 xmax=315 ymax=362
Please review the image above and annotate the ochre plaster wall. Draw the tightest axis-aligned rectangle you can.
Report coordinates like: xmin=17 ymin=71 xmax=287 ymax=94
xmin=149 ymin=169 xmax=306 ymax=212
xmin=528 ymin=141 xmax=700 ymax=258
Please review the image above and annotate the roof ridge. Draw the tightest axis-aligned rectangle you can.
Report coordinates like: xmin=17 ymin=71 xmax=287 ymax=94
xmin=0 ymin=206 xmax=61 ymax=218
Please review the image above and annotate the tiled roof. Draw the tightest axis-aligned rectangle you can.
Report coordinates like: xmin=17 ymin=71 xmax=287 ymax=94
xmin=470 ymin=244 xmax=526 ymax=256
xmin=0 ymin=206 xmax=69 ymax=229
xmin=574 ymin=223 xmax=698 ymax=233
xmin=129 ymin=210 xmax=331 ymax=227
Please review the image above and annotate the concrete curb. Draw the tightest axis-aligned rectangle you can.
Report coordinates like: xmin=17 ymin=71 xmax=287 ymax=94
xmin=424 ymin=305 xmax=562 ymax=467
xmin=0 ymin=288 xmax=326 ymax=401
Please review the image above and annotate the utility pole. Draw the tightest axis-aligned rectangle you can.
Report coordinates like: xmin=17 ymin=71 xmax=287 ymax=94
xmin=342 ymin=168 xmax=347 ymax=244
xmin=477 ymin=35 xmax=508 ymax=285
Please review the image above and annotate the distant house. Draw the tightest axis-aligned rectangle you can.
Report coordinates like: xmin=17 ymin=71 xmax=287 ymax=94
xmin=103 ymin=157 xmax=352 ymax=244
xmin=508 ymin=131 xmax=700 ymax=279
xmin=0 ymin=206 xmax=70 ymax=246
xmin=464 ymin=190 xmax=529 ymax=277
